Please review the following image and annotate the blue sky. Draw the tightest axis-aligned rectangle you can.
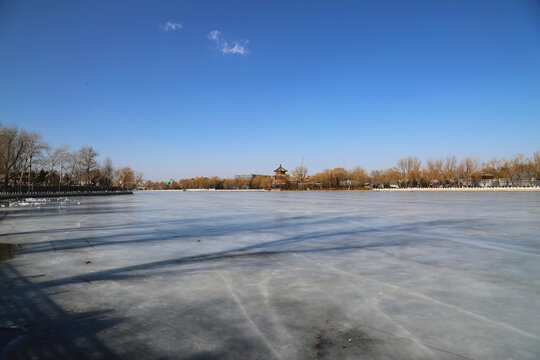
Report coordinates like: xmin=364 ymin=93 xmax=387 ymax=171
xmin=1 ymin=0 xmax=539 ymax=180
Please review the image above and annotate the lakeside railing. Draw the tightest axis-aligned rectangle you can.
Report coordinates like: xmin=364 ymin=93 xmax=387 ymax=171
xmin=0 ymin=190 xmax=133 ymax=200
xmin=0 ymin=185 xmax=124 ymax=193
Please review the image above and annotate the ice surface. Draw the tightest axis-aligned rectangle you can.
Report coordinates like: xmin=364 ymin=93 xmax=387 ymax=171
xmin=1 ymin=191 xmax=540 ymax=359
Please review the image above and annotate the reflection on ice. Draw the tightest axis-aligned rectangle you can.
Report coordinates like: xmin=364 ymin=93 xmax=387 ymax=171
xmin=1 ymin=191 xmax=540 ymax=359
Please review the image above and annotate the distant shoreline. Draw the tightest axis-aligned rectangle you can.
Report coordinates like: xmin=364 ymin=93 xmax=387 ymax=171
xmin=373 ymin=187 xmax=540 ymax=192
xmin=0 ymin=191 xmax=133 ymax=200
xmin=141 ymin=188 xmax=540 ymax=193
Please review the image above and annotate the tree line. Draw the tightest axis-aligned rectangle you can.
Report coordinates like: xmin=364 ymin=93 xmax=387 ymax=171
xmin=144 ymin=175 xmax=275 ymax=190
xmin=4 ymin=123 xmax=538 ymax=192
xmin=0 ymin=123 xmax=143 ymax=192
xmin=146 ymin=153 xmax=540 ymax=190
xmin=309 ymin=154 xmax=540 ymax=189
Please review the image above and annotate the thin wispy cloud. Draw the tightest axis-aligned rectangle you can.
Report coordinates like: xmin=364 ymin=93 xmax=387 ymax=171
xmin=161 ymin=22 xmax=183 ymax=31
xmin=208 ymin=30 xmax=220 ymax=41
xmin=207 ymin=30 xmax=248 ymax=55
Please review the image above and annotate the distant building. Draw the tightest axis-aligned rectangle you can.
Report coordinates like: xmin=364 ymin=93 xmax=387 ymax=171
xmin=471 ymin=174 xmax=495 ymax=187
xmin=518 ymin=178 xmax=536 ymax=187
xmin=234 ymin=174 xmax=256 ymax=181
xmin=272 ymin=164 xmax=288 ymax=187
xmin=339 ymin=179 xmax=354 ymax=187
xmin=497 ymin=178 xmax=535 ymax=187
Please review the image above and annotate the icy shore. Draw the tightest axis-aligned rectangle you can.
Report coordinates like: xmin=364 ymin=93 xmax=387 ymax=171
xmin=376 ymin=186 xmax=540 ymax=192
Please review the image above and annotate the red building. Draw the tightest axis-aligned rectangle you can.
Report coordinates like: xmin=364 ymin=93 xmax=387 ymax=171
xmin=272 ymin=164 xmax=288 ymax=188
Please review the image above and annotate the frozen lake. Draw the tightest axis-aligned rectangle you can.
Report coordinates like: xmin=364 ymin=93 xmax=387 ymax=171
xmin=1 ymin=191 xmax=540 ymax=359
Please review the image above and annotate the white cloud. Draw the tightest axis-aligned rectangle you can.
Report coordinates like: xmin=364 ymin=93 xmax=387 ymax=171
xmin=207 ymin=30 xmax=220 ymax=41
xmin=222 ymin=41 xmax=248 ymax=55
xmin=161 ymin=22 xmax=183 ymax=31
xmin=207 ymin=30 xmax=248 ymax=55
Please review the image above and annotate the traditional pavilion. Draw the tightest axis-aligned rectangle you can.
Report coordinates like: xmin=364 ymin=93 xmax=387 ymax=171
xmin=273 ymin=164 xmax=288 ymax=187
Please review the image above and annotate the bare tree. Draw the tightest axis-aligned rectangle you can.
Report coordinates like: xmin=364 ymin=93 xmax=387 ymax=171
xmin=23 ymin=132 xmax=48 ymax=191
xmin=14 ymin=132 xmax=45 ymax=191
xmin=426 ymin=158 xmax=444 ymax=186
xmin=397 ymin=157 xmax=422 ymax=187
xmin=524 ymin=159 xmax=536 ymax=186
xmin=0 ymin=124 xmax=30 ymax=192
xmin=509 ymin=154 xmax=528 ymax=186
xmin=44 ymin=147 xmax=60 ymax=186
xmin=65 ymin=151 xmax=81 ymax=186
xmin=443 ymin=156 xmax=458 ymax=186
xmin=250 ymin=175 xmax=272 ymax=189
xmin=458 ymin=157 xmax=479 ymax=187
xmin=385 ymin=167 xmax=401 ymax=187
xmin=481 ymin=157 xmax=504 ymax=178
xmin=78 ymin=146 xmax=99 ymax=185
xmin=101 ymin=157 xmax=114 ymax=188
xmin=116 ymin=167 xmax=135 ymax=190
xmin=534 ymin=151 xmax=540 ymax=182
xmin=369 ymin=169 xmax=383 ymax=188
xmin=55 ymin=146 xmax=70 ymax=189
xmin=135 ymin=171 xmax=144 ymax=188
xmin=293 ymin=165 xmax=308 ymax=181
xmin=350 ymin=166 xmax=368 ymax=188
